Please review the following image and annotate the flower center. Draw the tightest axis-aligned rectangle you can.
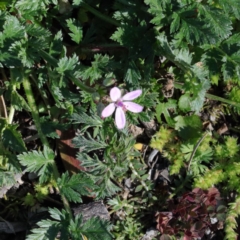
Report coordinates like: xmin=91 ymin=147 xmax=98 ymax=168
xmin=116 ymin=100 xmax=124 ymax=107
xmin=115 ymin=100 xmax=127 ymax=111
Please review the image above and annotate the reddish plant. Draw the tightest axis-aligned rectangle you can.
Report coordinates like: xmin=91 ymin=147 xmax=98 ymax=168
xmin=156 ymin=188 xmax=226 ymax=239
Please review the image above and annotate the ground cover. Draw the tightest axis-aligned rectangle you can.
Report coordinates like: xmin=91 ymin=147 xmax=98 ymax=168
xmin=0 ymin=0 xmax=240 ymax=239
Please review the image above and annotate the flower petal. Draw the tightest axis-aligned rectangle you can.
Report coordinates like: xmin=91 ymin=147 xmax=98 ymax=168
xmin=115 ymin=107 xmax=126 ymax=129
xmin=101 ymin=103 xmax=115 ymax=118
xmin=124 ymin=102 xmax=143 ymax=113
xmin=122 ymin=89 xmax=142 ymax=101
xmin=110 ymin=87 xmax=121 ymax=102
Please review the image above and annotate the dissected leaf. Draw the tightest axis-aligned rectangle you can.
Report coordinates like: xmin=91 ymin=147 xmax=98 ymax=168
xmin=17 ymin=146 xmax=55 ymax=183
xmin=66 ymin=18 xmax=83 ymax=44
xmin=57 ymin=172 xmax=95 ymax=203
xmin=72 ymin=132 xmax=107 ymax=152
xmin=77 ymin=216 xmax=112 ymax=240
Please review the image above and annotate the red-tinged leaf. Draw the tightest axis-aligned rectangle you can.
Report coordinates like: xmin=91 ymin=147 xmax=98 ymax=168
xmin=183 ymin=231 xmax=192 ymax=240
xmin=156 ymin=212 xmax=174 ymax=234
xmin=185 ymin=195 xmax=195 ymax=202
xmin=56 ymin=128 xmax=85 ymax=173
xmin=206 ymin=187 xmax=220 ymax=205
xmin=192 ymin=188 xmax=203 ymax=195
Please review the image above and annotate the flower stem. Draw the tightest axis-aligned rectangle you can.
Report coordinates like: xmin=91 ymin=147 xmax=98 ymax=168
xmin=52 ymin=162 xmax=73 ymax=219
xmin=187 ymin=131 xmax=210 ymax=171
xmin=22 ymin=71 xmax=73 ymax=218
xmin=22 ymin=71 xmax=49 ymax=147
xmin=8 ymin=70 xmax=17 ymax=124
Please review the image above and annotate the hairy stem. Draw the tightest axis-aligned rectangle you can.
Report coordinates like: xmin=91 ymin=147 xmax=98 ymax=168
xmin=8 ymin=93 xmax=15 ymax=124
xmin=187 ymin=131 xmax=210 ymax=171
xmin=52 ymin=162 xmax=73 ymax=219
xmin=22 ymin=72 xmax=49 ymax=147
xmin=8 ymin=70 xmax=17 ymax=124
xmin=0 ymin=96 xmax=7 ymax=119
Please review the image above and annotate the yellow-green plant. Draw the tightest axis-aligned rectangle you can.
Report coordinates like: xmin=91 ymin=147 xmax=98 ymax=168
xmin=151 ymin=126 xmax=240 ymax=239
xmin=150 ymin=125 xmax=213 ymax=175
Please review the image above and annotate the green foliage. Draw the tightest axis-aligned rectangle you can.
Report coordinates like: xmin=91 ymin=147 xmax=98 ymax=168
xmin=76 ymin=54 xmax=112 ymax=85
xmin=77 ymin=153 xmax=121 ymax=198
xmin=1 ymin=0 xmax=240 ymax=238
xmin=70 ymin=214 xmax=112 ymax=240
xmin=217 ymin=0 xmax=240 ymax=19
xmin=78 ymin=153 xmax=120 ymax=199
xmin=26 ymin=208 xmax=70 ymax=240
xmin=174 ymin=115 xmax=202 ymax=140
xmin=195 ymin=136 xmax=240 ymax=190
xmin=57 ymin=54 xmax=79 ymax=75
xmin=150 ymin=123 xmax=214 ymax=175
xmin=17 ymin=146 xmax=55 ymax=184
xmin=27 ymin=208 xmax=112 ymax=240
xmin=2 ymin=124 xmax=26 ymax=152
xmin=113 ymin=216 xmax=143 ymax=240
xmin=225 ymin=196 xmax=240 ymax=240
xmin=70 ymin=108 xmax=103 ymax=133
xmin=72 ymin=132 xmax=108 ymax=153
xmin=11 ymin=90 xmax=31 ymax=111
xmin=156 ymin=100 xmax=176 ymax=127
xmin=57 ymin=172 xmax=95 ymax=203
xmin=66 ymin=18 xmax=83 ymax=44
xmin=14 ymin=0 xmax=56 ymax=20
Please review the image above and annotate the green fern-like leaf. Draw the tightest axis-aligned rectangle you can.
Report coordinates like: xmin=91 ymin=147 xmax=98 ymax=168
xmin=77 ymin=153 xmax=121 ymax=198
xmin=28 ymin=208 xmax=112 ymax=240
xmin=156 ymin=100 xmax=176 ymax=127
xmin=17 ymin=146 xmax=54 ymax=183
xmin=57 ymin=172 xmax=95 ymax=203
xmin=144 ymin=0 xmax=170 ymax=25
xmin=124 ymin=60 xmax=141 ymax=85
xmin=66 ymin=18 xmax=83 ymax=44
xmin=56 ymin=54 xmax=79 ymax=75
xmin=70 ymin=215 xmax=112 ymax=240
xmin=77 ymin=153 xmax=106 ymax=175
xmin=70 ymin=110 xmax=102 ymax=132
xmin=14 ymin=0 xmax=53 ymax=20
xmin=26 ymin=208 xmax=70 ymax=240
xmin=76 ymin=54 xmax=111 ymax=85
xmin=49 ymin=31 xmax=63 ymax=58
xmin=72 ymin=132 xmax=107 ymax=152
xmin=198 ymin=5 xmax=232 ymax=41
xmin=156 ymin=34 xmax=192 ymax=72
xmin=174 ymin=16 xmax=216 ymax=45
xmin=2 ymin=15 xmax=25 ymax=39
xmin=218 ymin=0 xmax=240 ymax=19
xmin=11 ymin=90 xmax=31 ymax=111
xmin=201 ymin=33 xmax=240 ymax=81
xmin=26 ymin=219 xmax=60 ymax=240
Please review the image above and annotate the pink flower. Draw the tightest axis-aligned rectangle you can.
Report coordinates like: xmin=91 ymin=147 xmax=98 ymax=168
xmin=102 ymin=87 xmax=143 ymax=129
